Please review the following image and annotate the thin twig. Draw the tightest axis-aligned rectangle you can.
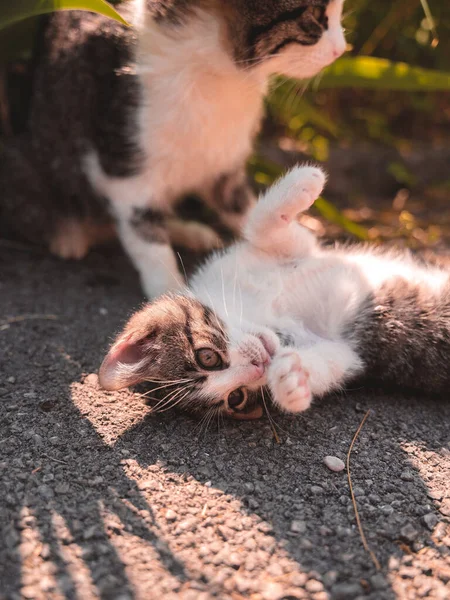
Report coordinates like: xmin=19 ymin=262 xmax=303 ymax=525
xmin=0 ymin=238 xmax=46 ymax=254
xmin=42 ymin=453 xmax=68 ymax=465
xmin=347 ymin=410 xmax=381 ymax=571
xmin=261 ymin=388 xmax=280 ymax=444
xmin=0 ymin=314 xmax=59 ymax=330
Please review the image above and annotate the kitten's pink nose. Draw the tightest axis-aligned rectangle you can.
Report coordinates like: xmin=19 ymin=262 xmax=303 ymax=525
xmin=251 ymin=360 xmax=266 ymax=377
xmin=332 ymin=36 xmax=347 ymax=59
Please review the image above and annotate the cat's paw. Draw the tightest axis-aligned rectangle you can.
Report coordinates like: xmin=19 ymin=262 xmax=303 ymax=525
xmin=49 ymin=219 xmax=90 ymax=260
xmin=271 ymin=165 xmax=326 ymax=222
xmin=167 ymin=220 xmax=223 ymax=252
xmin=268 ymin=350 xmax=312 ymax=413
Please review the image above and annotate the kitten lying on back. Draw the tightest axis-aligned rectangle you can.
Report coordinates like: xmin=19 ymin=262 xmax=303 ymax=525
xmin=99 ymin=165 xmax=450 ymax=418
xmin=0 ymin=0 xmax=346 ymax=298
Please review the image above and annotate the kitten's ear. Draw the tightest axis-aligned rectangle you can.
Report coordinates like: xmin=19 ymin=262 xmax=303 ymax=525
xmin=99 ymin=331 xmax=157 ymax=391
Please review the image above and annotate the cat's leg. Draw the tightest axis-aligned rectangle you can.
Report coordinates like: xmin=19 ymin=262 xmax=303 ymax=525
xmin=205 ymin=167 xmax=256 ymax=236
xmin=268 ymin=340 xmax=363 ymax=413
xmin=113 ymin=204 xmax=185 ymax=298
xmin=85 ymin=152 xmax=186 ymax=298
xmin=166 ymin=218 xmax=223 ymax=252
xmin=244 ymin=165 xmax=326 ymax=259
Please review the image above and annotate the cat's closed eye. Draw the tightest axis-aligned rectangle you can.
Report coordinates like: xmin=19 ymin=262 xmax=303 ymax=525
xmin=196 ymin=348 xmax=223 ymax=370
xmin=306 ymin=6 xmax=326 ymax=23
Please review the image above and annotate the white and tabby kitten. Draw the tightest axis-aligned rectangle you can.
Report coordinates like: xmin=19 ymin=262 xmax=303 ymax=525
xmin=1 ymin=0 xmax=346 ymax=298
xmin=99 ymin=165 xmax=450 ymax=418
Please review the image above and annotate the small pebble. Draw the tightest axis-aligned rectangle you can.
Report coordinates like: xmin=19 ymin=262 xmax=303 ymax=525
xmin=7 ymin=376 xmax=16 ymax=384
xmin=290 ymin=520 xmax=306 ymax=534
xmin=423 ymin=513 xmax=439 ymax=530
xmin=305 ymin=579 xmax=324 ymax=593
xmin=400 ymin=523 xmax=419 ymax=542
xmin=324 ymin=456 xmax=345 ymax=472
xmin=310 ymin=485 xmax=324 ymax=495
xmin=165 ymin=509 xmax=177 ymax=522
xmin=400 ymin=470 xmax=414 ymax=482
xmin=85 ymin=373 xmax=99 ymax=387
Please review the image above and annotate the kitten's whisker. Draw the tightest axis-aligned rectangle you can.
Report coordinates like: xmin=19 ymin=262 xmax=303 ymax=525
xmin=150 ymin=383 xmax=194 ymax=412
xmin=220 ymin=266 xmax=229 ymax=318
xmin=260 ymin=386 xmax=288 ymax=438
xmin=238 ymin=280 xmax=244 ymax=327
xmin=202 ymin=286 xmax=228 ymax=343
xmin=233 ymin=251 xmax=238 ymax=312
xmin=143 ymin=377 xmax=192 ymax=385
xmin=157 ymin=388 xmax=193 ymax=413
xmin=177 ymin=251 xmax=189 ymax=283
xmin=201 ymin=405 xmax=218 ymax=437
xmin=139 ymin=378 xmax=193 ymax=398
xmin=264 ymin=387 xmax=290 ymax=435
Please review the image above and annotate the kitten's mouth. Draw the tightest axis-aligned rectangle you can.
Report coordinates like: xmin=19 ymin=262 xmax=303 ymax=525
xmin=228 ymin=404 xmax=263 ymax=420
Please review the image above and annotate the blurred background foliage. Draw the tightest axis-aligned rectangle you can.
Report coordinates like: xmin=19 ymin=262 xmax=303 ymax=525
xmin=0 ymin=1 xmax=449 ymax=248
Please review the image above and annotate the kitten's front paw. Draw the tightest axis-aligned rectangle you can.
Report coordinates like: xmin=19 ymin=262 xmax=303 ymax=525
xmin=274 ymin=165 xmax=326 ymax=221
xmin=268 ymin=350 xmax=312 ymax=413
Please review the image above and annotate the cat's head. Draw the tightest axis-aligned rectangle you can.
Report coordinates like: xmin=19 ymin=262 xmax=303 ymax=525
xmin=224 ymin=0 xmax=346 ymax=79
xmin=99 ymin=294 xmax=280 ymax=419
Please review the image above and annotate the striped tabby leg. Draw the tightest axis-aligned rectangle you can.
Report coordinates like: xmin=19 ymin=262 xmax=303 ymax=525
xmin=207 ymin=168 xmax=256 ymax=236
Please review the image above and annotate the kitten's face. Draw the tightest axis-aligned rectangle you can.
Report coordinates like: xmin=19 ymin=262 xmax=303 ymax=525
xmin=225 ymin=0 xmax=346 ymax=79
xmin=99 ymin=295 xmax=279 ymax=419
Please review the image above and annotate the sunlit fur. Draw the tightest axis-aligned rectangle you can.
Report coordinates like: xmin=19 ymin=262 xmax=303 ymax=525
xmin=100 ymin=164 xmax=450 ymax=416
xmin=86 ymin=0 xmax=346 ymax=298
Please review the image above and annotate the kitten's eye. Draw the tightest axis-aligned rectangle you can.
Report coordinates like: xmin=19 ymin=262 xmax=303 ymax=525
xmin=226 ymin=388 xmax=248 ymax=411
xmin=196 ymin=348 xmax=223 ymax=370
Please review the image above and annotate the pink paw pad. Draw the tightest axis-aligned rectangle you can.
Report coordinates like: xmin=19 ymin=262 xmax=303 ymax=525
xmin=269 ymin=351 xmax=312 ymax=413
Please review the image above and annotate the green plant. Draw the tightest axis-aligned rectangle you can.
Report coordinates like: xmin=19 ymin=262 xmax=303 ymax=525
xmin=0 ymin=1 xmax=128 ymax=31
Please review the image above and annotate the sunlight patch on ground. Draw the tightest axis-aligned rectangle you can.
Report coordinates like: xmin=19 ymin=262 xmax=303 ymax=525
xmin=19 ymin=507 xmax=62 ymax=600
xmin=98 ymin=502 xmax=182 ymax=599
xmin=50 ymin=511 xmax=98 ymax=599
xmin=387 ymin=442 xmax=450 ymax=599
xmin=70 ymin=377 xmax=150 ymax=446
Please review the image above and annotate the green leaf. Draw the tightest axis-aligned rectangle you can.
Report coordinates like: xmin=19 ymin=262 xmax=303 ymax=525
xmin=314 ymin=198 xmax=370 ymax=241
xmin=268 ymin=86 xmax=339 ymax=137
xmin=318 ymin=56 xmax=450 ymax=91
xmin=0 ymin=0 xmax=129 ymax=31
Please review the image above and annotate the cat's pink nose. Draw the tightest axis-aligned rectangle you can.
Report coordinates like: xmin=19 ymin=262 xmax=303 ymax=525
xmin=251 ymin=360 xmax=266 ymax=377
xmin=332 ymin=37 xmax=347 ymax=58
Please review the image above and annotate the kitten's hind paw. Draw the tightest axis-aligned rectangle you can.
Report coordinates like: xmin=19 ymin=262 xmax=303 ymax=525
xmin=271 ymin=165 xmax=326 ymax=222
xmin=268 ymin=350 xmax=312 ymax=413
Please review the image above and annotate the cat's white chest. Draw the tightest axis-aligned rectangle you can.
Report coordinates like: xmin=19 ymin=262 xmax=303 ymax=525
xmin=134 ymin=13 xmax=266 ymax=200
xmin=137 ymin=70 xmax=263 ymax=196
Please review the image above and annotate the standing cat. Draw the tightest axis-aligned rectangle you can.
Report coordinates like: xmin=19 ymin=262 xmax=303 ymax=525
xmin=0 ymin=0 xmax=346 ymax=297
xmin=99 ymin=165 xmax=450 ymax=418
